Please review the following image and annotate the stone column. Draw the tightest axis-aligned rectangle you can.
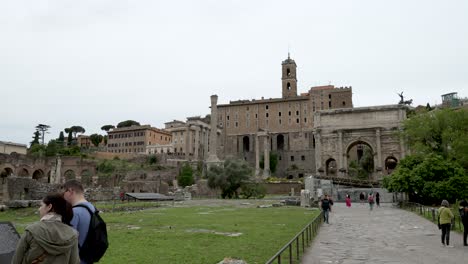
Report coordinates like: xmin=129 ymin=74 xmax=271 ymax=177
xmin=185 ymin=125 xmax=191 ymax=159
xmin=399 ymin=128 xmax=406 ymax=158
xmin=263 ymin=134 xmax=270 ymax=177
xmin=376 ymin=128 xmax=382 ymax=170
xmin=207 ymin=95 xmax=220 ymax=162
xmin=338 ymin=130 xmax=343 ymax=170
xmin=194 ymin=126 xmax=200 ymax=160
xmin=314 ymin=131 xmax=321 ymax=174
xmin=255 ymin=134 xmax=260 ymax=176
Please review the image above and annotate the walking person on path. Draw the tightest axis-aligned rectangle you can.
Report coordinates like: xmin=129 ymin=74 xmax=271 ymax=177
xmin=345 ymin=194 xmax=352 ymax=208
xmin=459 ymin=200 xmax=468 ymax=246
xmin=375 ymin=192 xmax=380 ymax=207
xmin=320 ymin=194 xmax=333 ymax=224
xmin=368 ymin=192 xmax=375 ymax=211
xmin=359 ymin=192 xmax=365 ymax=206
xmin=438 ymin=200 xmax=455 ymax=247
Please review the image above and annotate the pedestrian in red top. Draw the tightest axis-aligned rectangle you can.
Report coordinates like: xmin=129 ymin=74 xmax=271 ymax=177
xmin=345 ymin=194 xmax=352 ymax=208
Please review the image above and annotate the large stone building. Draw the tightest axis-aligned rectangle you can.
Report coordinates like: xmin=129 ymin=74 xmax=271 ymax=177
xmin=150 ymin=115 xmax=217 ymax=160
xmin=216 ymin=56 xmax=353 ymax=178
xmin=107 ymin=125 xmax=172 ymax=154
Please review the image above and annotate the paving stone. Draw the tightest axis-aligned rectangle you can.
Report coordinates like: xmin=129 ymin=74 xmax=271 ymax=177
xmin=302 ymin=203 xmax=467 ymax=264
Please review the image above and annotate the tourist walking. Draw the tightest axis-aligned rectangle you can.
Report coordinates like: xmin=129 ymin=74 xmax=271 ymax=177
xmin=345 ymin=194 xmax=352 ymax=208
xmin=375 ymin=192 xmax=380 ymax=207
xmin=368 ymin=192 xmax=375 ymax=211
xmin=359 ymin=192 xmax=365 ymax=205
xmin=438 ymin=200 xmax=454 ymax=247
xmin=320 ymin=194 xmax=333 ymax=224
xmin=12 ymin=192 xmax=80 ymax=264
xmin=459 ymin=200 xmax=468 ymax=246
xmin=63 ymin=180 xmax=98 ymax=264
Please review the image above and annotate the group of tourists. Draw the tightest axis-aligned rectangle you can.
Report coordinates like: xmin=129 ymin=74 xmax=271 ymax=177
xmin=438 ymin=199 xmax=468 ymax=248
xmin=12 ymin=180 xmax=107 ymax=264
xmin=320 ymin=191 xmax=382 ymax=223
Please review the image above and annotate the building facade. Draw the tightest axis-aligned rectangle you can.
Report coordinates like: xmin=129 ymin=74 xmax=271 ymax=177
xmin=158 ymin=115 xmax=216 ymax=160
xmin=0 ymin=141 xmax=27 ymax=155
xmin=216 ymin=56 xmax=353 ymax=178
xmin=107 ymin=125 xmax=172 ymax=154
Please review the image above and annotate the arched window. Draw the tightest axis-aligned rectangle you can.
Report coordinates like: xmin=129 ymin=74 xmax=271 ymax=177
xmin=287 ymin=68 xmax=291 ymax=76
xmin=287 ymin=82 xmax=291 ymax=90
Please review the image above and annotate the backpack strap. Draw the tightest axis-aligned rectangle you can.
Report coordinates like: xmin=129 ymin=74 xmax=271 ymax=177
xmin=73 ymin=204 xmax=95 ymax=216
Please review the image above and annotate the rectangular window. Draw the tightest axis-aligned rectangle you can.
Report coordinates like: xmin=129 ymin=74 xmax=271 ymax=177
xmin=301 ymin=155 xmax=305 ymax=161
xmin=291 ymin=156 xmax=294 ymax=161
xmin=296 ymin=118 xmax=299 ymax=123
xmin=227 ymin=115 xmax=230 ymax=120
xmin=279 ymin=112 xmax=282 ymax=116
xmin=288 ymin=111 xmax=291 ymax=116
xmin=296 ymin=110 xmax=299 ymax=115
xmin=304 ymin=118 xmax=307 ymax=123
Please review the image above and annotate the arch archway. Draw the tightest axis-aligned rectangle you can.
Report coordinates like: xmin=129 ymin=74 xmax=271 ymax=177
xmin=81 ymin=170 xmax=92 ymax=186
xmin=326 ymin=158 xmax=337 ymax=176
xmin=1 ymin=167 xmax=13 ymax=184
xmin=18 ymin=168 xmax=29 ymax=177
xmin=385 ymin=156 xmax=398 ymax=175
xmin=242 ymin=136 xmax=250 ymax=152
xmin=346 ymin=140 xmax=374 ymax=179
xmin=64 ymin=170 xmax=76 ymax=182
xmin=32 ymin=169 xmax=44 ymax=181
xmin=277 ymin=134 xmax=285 ymax=150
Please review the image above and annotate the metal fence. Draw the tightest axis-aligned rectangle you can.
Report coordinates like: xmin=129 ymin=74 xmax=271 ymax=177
xmin=265 ymin=211 xmax=323 ymax=264
xmin=399 ymin=201 xmax=464 ymax=232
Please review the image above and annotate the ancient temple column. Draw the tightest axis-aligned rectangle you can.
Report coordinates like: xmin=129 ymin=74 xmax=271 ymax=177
xmin=263 ymin=134 xmax=270 ymax=177
xmin=255 ymin=134 xmax=260 ymax=176
xmin=207 ymin=95 xmax=220 ymax=162
xmin=194 ymin=126 xmax=200 ymax=160
xmin=376 ymin=128 xmax=382 ymax=170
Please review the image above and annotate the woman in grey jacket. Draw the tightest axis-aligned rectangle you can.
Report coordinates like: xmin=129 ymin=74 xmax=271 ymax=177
xmin=12 ymin=193 xmax=80 ymax=264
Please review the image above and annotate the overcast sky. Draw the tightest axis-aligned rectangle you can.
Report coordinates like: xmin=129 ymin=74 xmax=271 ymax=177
xmin=1 ymin=0 xmax=467 ymax=145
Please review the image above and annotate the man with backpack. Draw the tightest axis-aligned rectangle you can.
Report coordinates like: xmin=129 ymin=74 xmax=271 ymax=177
xmin=63 ymin=180 xmax=108 ymax=263
xmin=320 ymin=194 xmax=333 ymax=224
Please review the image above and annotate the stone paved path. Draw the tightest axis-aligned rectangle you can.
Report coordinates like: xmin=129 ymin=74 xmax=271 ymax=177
xmin=302 ymin=203 xmax=467 ymax=264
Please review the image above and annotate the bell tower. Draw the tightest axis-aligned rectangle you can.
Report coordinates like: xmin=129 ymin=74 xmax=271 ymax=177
xmin=282 ymin=53 xmax=297 ymax=98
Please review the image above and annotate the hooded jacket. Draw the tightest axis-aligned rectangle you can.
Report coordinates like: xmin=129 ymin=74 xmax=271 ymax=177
xmin=12 ymin=215 xmax=80 ymax=264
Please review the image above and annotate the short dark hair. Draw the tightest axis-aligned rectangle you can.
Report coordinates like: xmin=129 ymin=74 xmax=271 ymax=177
xmin=62 ymin=179 xmax=84 ymax=193
xmin=43 ymin=192 xmax=74 ymax=225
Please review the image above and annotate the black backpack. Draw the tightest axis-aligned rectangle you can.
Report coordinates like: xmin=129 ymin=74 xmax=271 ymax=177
xmin=73 ymin=204 xmax=109 ymax=263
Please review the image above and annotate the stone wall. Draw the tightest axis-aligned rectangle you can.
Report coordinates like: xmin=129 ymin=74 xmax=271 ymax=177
xmin=260 ymin=182 xmax=303 ymax=195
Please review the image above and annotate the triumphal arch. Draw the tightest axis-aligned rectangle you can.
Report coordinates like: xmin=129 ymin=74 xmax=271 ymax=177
xmin=313 ymin=105 xmax=407 ymax=181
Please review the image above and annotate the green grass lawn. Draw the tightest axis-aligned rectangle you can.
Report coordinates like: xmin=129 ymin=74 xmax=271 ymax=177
xmin=0 ymin=201 xmax=319 ymax=264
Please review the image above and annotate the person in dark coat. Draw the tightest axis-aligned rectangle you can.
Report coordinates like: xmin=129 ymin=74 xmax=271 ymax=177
xmin=459 ymin=200 xmax=468 ymax=246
